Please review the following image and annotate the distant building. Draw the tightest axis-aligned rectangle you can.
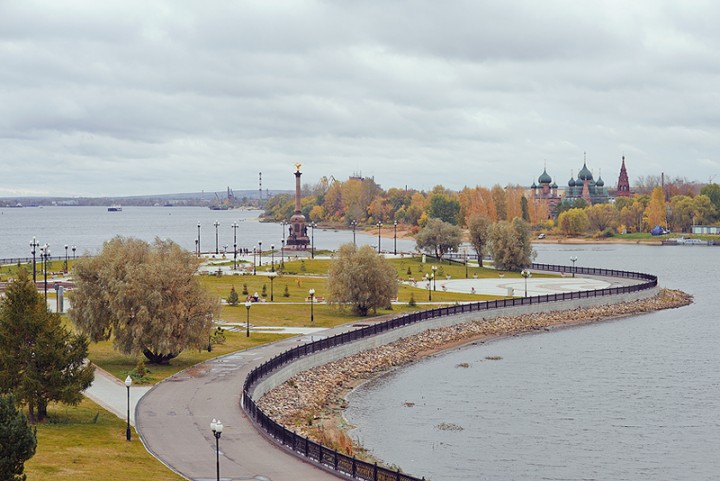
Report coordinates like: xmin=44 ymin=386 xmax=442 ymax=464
xmin=564 ymin=159 xmax=609 ymax=205
xmin=616 ymin=156 xmax=631 ymax=197
xmin=530 ymin=167 xmax=561 ymax=217
xmin=692 ymin=225 xmax=720 ymax=235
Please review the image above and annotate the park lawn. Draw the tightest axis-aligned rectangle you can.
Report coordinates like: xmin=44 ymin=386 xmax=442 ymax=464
xmin=24 ymin=397 xmax=184 ymax=481
xmin=88 ymin=331 xmax=290 ymax=384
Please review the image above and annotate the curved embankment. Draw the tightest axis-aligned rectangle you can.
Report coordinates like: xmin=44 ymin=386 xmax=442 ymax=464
xmin=259 ymin=288 xmax=691 ymax=450
xmin=241 ymin=264 xmax=689 ymax=481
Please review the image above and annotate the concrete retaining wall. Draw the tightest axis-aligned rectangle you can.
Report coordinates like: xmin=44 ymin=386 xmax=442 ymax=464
xmin=252 ymin=287 xmax=658 ymax=399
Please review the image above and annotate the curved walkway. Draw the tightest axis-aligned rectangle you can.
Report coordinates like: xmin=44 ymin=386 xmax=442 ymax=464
xmin=135 ymin=324 xmax=361 ymax=481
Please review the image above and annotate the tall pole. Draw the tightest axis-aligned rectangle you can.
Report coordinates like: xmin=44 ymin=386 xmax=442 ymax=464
xmin=269 ymin=272 xmax=277 ymax=301
xmin=42 ymin=244 xmax=49 ymax=304
xmin=72 ymin=245 xmax=76 ymax=260
xmin=211 ymin=419 xmax=223 ymax=481
xmin=253 ymin=248 xmax=257 ymax=275
xmin=197 ymin=222 xmax=201 ymax=256
xmin=393 ymin=221 xmax=397 ymax=255
xmin=311 ymin=223 xmax=316 ymax=259
xmin=245 ymin=301 xmax=251 ymax=337
xmin=351 ymin=221 xmax=356 ymax=246
xmin=571 ymin=256 xmax=578 ymax=278
xmin=522 ymin=269 xmax=531 ymax=297
xmin=464 ymin=247 xmax=468 ymax=279
xmin=377 ymin=222 xmax=382 ymax=253
xmin=124 ymin=376 xmax=132 ymax=441
xmin=432 ymin=265 xmax=437 ymax=291
xmin=232 ymin=222 xmax=238 ymax=270
xmin=281 ymin=239 xmax=285 ymax=270
xmin=271 ymin=245 xmax=275 ymax=272
xmin=258 ymin=242 xmax=262 ymax=271
xmin=309 ymin=288 xmax=315 ymax=323
xmin=282 ymin=220 xmax=286 ymax=244
xmin=30 ymin=237 xmax=39 ymax=283
xmin=213 ymin=220 xmax=220 ymax=254
xmin=64 ymin=244 xmax=68 ymax=273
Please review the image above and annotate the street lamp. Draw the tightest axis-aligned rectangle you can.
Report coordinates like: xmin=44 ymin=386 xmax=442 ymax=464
xmin=197 ymin=222 xmax=201 ymax=256
xmin=271 ymin=244 xmax=275 ymax=272
xmin=64 ymin=244 xmax=68 ymax=273
xmin=258 ymin=241 xmax=263 ymax=270
xmin=393 ymin=220 xmax=398 ymax=255
xmin=71 ymin=245 xmax=76 ymax=261
xmin=464 ymin=247 xmax=469 ymax=278
xmin=41 ymin=244 xmax=50 ymax=304
xmin=268 ymin=271 xmax=277 ymax=302
xmin=232 ymin=222 xmax=239 ymax=270
xmin=244 ymin=301 xmax=252 ymax=337
xmin=125 ymin=375 xmax=132 ymax=441
xmin=432 ymin=265 xmax=437 ymax=291
xmin=311 ymin=222 xmax=316 ymax=259
xmin=281 ymin=220 xmax=287 ymax=244
xmin=425 ymin=275 xmax=432 ymax=302
xmin=223 ymin=244 xmax=228 ymax=257
xmin=210 ymin=419 xmax=223 ymax=481
xmin=195 ymin=239 xmax=199 ymax=257
xmin=521 ymin=269 xmax=531 ymax=297
xmin=309 ymin=288 xmax=315 ymax=323
xmin=280 ymin=239 xmax=285 ymax=270
xmin=213 ymin=220 xmax=220 ymax=254
xmin=377 ymin=222 xmax=382 ymax=253
xmin=351 ymin=220 xmax=357 ymax=246
xmin=30 ymin=237 xmax=39 ymax=283
xmin=252 ymin=247 xmax=257 ymax=275
xmin=570 ymin=256 xmax=578 ymax=277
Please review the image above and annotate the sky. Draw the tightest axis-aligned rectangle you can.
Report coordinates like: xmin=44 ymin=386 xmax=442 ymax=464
xmin=2 ymin=0 xmax=720 ymax=197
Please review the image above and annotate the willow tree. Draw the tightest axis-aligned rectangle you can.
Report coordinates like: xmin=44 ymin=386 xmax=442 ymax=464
xmin=70 ymin=237 xmax=219 ymax=364
xmin=489 ymin=218 xmax=535 ymax=271
xmin=326 ymin=244 xmax=398 ymax=316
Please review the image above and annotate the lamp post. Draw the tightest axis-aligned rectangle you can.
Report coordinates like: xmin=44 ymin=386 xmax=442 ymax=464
xmin=197 ymin=222 xmax=201 ymax=256
xmin=521 ymin=269 xmax=531 ymax=297
xmin=64 ymin=244 xmax=68 ymax=273
xmin=311 ymin=222 xmax=316 ymax=259
xmin=213 ymin=220 xmax=220 ymax=254
xmin=426 ymin=275 xmax=432 ymax=302
xmin=432 ymin=265 xmax=437 ymax=291
xmin=252 ymin=248 xmax=257 ymax=275
xmin=72 ymin=245 xmax=76 ymax=261
xmin=30 ymin=237 xmax=39 ymax=283
xmin=464 ymin=247 xmax=469 ymax=278
xmin=258 ymin=241 xmax=263 ymax=270
xmin=124 ymin=375 xmax=132 ymax=441
xmin=377 ymin=222 xmax=382 ymax=253
xmin=280 ymin=239 xmax=285 ymax=270
xmin=223 ymin=244 xmax=228 ymax=257
xmin=268 ymin=271 xmax=277 ymax=302
xmin=270 ymin=244 xmax=275 ymax=272
xmin=281 ymin=220 xmax=286 ymax=244
xmin=41 ymin=244 xmax=49 ymax=304
xmin=245 ymin=301 xmax=252 ymax=337
xmin=195 ymin=239 xmax=199 ymax=257
xmin=570 ymin=256 xmax=578 ymax=278
xmin=210 ymin=419 xmax=223 ymax=481
xmin=309 ymin=288 xmax=315 ymax=323
xmin=351 ymin=220 xmax=357 ymax=246
xmin=393 ymin=220 xmax=398 ymax=255
xmin=232 ymin=222 xmax=239 ymax=270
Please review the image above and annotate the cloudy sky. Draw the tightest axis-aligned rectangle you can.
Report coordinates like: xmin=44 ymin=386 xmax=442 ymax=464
xmin=2 ymin=0 xmax=719 ymax=197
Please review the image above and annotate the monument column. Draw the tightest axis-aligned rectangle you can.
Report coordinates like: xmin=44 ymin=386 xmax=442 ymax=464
xmin=286 ymin=164 xmax=310 ymax=249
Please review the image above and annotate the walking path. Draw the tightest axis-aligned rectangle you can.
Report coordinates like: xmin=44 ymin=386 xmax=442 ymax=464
xmin=90 ymin=273 xmax=607 ymax=480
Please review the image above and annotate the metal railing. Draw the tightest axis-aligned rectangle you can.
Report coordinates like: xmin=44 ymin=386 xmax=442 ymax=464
xmin=241 ymin=263 xmax=657 ymax=481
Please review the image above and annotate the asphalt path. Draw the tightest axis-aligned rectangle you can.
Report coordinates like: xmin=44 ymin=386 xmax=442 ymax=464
xmin=136 ymin=325 xmax=357 ymax=481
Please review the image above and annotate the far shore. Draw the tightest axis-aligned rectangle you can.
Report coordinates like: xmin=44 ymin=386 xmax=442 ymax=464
xmin=258 ymin=288 xmax=692 ymax=463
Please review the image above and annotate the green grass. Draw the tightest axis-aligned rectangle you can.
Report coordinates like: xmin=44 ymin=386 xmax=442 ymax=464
xmin=24 ymin=398 xmax=184 ymax=481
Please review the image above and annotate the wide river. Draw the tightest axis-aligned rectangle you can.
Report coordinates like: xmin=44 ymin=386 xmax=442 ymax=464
xmin=346 ymin=244 xmax=720 ymax=481
xmin=0 ymin=206 xmax=415 ymax=259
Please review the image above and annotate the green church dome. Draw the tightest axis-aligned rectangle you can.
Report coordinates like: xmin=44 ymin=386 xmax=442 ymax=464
xmin=578 ymin=162 xmax=593 ymax=181
xmin=538 ymin=168 xmax=552 ymax=184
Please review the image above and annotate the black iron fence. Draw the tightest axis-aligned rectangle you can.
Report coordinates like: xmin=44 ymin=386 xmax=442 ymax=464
xmin=242 ymin=263 xmax=658 ymax=481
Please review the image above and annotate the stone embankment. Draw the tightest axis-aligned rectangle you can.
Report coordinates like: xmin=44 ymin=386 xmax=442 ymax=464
xmin=258 ymin=289 xmax=692 ymax=448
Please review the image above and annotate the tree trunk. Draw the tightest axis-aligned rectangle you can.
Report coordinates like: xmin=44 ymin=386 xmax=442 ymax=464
xmin=143 ymin=349 xmax=178 ymax=365
xmin=37 ymin=400 xmax=47 ymax=422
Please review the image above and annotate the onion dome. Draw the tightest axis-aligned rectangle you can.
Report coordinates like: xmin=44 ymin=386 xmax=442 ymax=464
xmin=538 ymin=168 xmax=552 ymax=184
xmin=568 ymin=171 xmax=576 ymax=187
xmin=596 ymin=176 xmax=605 ymax=187
xmin=551 ymin=181 xmax=558 ymax=189
xmin=578 ymin=162 xmax=593 ymax=181
xmin=531 ymin=181 xmax=537 ymax=189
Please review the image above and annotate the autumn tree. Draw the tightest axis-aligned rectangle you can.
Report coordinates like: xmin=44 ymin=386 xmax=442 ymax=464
xmin=70 ymin=237 xmax=220 ymax=364
xmin=643 ymin=187 xmax=667 ymax=231
xmin=0 ymin=394 xmax=36 ymax=480
xmin=427 ymin=193 xmax=461 ymax=224
xmin=467 ymin=214 xmax=491 ymax=267
xmin=620 ymin=201 xmax=645 ymax=233
xmin=586 ymin=204 xmax=620 ymax=233
xmin=415 ymin=218 xmax=463 ymax=260
xmin=557 ymin=208 xmax=589 ymax=236
xmin=489 ymin=218 xmax=534 ymax=271
xmin=326 ymin=244 xmax=398 ymax=316
xmin=0 ymin=270 xmax=94 ymax=422
xmin=491 ymin=185 xmax=507 ymax=221
xmin=700 ymin=183 xmax=720 ymax=219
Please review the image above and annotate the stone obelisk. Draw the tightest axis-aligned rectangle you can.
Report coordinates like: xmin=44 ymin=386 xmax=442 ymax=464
xmin=286 ymin=163 xmax=310 ymax=249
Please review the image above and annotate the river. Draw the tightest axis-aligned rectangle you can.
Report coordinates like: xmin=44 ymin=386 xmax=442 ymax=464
xmin=0 ymin=206 xmax=416 ymax=259
xmin=345 ymin=244 xmax=720 ymax=481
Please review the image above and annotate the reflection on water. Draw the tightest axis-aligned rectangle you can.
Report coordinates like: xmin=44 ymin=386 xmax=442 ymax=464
xmin=346 ymin=244 xmax=720 ymax=481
